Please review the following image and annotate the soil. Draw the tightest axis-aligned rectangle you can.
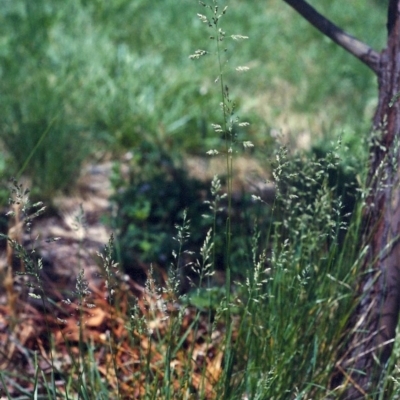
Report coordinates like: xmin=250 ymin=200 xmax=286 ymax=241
xmin=0 ymin=162 xmax=114 ymax=305
xmin=0 ymin=156 xmax=275 ymax=305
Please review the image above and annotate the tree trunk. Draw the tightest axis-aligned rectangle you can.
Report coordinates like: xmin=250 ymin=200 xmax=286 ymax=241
xmin=281 ymin=1 xmax=400 ymax=398
xmin=333 ymin=4 xmax=400 ymax=398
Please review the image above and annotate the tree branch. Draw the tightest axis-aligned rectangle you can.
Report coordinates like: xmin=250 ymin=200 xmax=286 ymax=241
xmin=387 ymin=0 xmax=398 ymax=35
xmin=282 ymin=0 xmax=381 ymax=75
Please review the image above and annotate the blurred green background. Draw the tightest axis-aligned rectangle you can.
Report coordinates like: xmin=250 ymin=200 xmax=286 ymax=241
xmin=0 ymin=0 xmax=386 ymax=198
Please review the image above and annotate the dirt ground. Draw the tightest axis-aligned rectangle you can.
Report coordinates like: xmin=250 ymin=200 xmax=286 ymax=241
xmin=0 ymin=156 xmax=275 ymax=303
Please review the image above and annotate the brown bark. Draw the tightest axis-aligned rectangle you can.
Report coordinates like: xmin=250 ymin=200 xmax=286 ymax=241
xmin=281 ymin=1 xmax=400 ymax=398
xmin=335 ymin=4 xmax=400 ymax=398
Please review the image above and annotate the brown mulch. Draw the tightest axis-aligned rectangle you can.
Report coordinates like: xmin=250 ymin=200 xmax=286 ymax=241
xmin=0 ymin=162 xmax=233 ymax=399
xmin=0 ymin=279 xmax=227 ymax=398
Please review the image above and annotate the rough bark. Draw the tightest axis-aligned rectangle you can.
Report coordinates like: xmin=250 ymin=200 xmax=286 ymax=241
xmin=281 ymin=1 xmax=400 ymax=398
xmin=335 ymin=4 xmax=400 ymax=398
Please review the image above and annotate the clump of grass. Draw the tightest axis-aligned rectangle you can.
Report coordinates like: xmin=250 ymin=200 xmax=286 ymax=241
xmin=1 ymin=1 xmax=391 ymax=399
xmin=2 ymin=179 xmax=47 ymax=312
xmin=0 ymin=179 xmax=59 ymax=395
xmin=0 ymin=120 xmax=371 ymax=397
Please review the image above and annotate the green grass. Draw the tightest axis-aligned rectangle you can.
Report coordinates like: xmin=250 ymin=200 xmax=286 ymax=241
xmin=0 ymin=165 xmax=373 ymax=399
xmin=0 ymin=0 xmax=386 ymax=197
xmin=5 ymin=137 xmax=399 ymax=398
xmin=1 ymin=0 xmax=399 ymax=399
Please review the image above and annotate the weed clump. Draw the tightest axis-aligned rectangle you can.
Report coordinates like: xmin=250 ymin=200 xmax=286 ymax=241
xmin=0 ymin=1 xmax=390 ymax=399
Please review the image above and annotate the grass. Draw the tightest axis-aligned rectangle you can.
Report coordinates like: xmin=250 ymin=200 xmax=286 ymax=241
xmin=0 ymin=170 xmax=371 ymax=399
xmin=0 ymin=0 xmax=386 ymax=198
xmin=0 ymin=0 xmax=398 ymax=399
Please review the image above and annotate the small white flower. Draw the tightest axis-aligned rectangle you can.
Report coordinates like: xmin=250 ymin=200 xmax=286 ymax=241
xmin=236 ymin=66 xmax=250 ymax=72
xmin=197 ymin=13 xmax=208 ymax=23
xmin=243 ymin=141 xmax=254 ymax=148
xmin=189 ymin=50 xmax=208 ymax=59
xmin=211 ymin=123 xmax=223 ymax=133
xmin=206 ymin=149 xmax=219 ymax=155
xmin=231 ymin=35 xmax=249 ymax=40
